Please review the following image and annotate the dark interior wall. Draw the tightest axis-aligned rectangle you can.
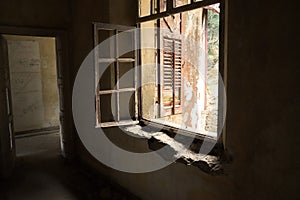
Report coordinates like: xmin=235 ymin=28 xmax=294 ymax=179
xmin=0 ymin=0 xmax=71 ymax=28
xmin=71 ymin=0 xmax=109 ymax=77
xmin=74 ymin=0 xmax=299 ymax=200
xmin=70 ymin=0 xmax=137 ymax=77
xmin=226 ymin=1 xmax=299 ymax=199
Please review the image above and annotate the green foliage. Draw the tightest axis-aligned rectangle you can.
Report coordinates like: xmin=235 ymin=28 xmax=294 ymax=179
xmin=207 ymin=10 xmax=219 ymax=69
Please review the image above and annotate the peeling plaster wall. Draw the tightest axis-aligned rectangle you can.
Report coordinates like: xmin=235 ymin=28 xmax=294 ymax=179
xmin=181 ymin=8 xmax=207 ymax=131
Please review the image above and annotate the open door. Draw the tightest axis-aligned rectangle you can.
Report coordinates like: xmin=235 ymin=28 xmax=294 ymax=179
xmin=0 ymin=35 xmax=15 ymax=178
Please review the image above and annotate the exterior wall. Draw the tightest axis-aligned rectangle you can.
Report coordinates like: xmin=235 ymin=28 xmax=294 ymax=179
xmin=181 ymin=8 xmax=207 ymax=132
xmin=140 ymin=21 xmax=157 ymax=119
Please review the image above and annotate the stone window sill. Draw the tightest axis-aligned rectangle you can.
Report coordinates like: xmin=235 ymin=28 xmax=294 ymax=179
xmin=124 ymin=125 xmax=230 ymax=175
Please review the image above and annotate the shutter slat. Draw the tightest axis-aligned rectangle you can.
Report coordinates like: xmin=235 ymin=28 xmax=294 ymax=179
xmin=162 ymin=37 xmax=182 ymax=112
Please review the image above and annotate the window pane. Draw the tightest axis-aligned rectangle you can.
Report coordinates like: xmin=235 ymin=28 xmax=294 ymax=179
xmin=139 ymin=0 xmax=151 ymax=17
xmin=119 ymin=92 xmax=136 ymax=120
xmin=119 ymin=62 xmax=135 ymax=89
xmin=160 ymin=0 xmax=166 ymax=12
xmin=100 ymin=93 xmax=117 ymax=122
xmin=152 ymin=0 xmax=158 ymax=14
xmin=99 ymin=62 xmax=116 ymax=90
xmin=97 ymin=29 xmax=115 ymax=58
xmin=174 ymin=0 xmax=191 ymax=8
xmin=118 ymin=31 xmax=135 ymax=58
xmin=206 ymin=6 xmax=220 ymax=132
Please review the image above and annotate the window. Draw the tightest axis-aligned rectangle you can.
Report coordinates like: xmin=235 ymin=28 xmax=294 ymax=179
xmin=94 ymin=23 xmax=138 ymax=127
xmin=139 ymin=0 xmax=223 ymax=139
xmin=94 ymin=0 xmax=224 ymax=139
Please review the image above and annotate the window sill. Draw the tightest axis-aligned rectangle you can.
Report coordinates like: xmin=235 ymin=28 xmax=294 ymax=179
xmin=124 ymin=125 xmax=230 ymax=175
xmin=96 ymin=120 xmax=139 ymax=128
xmin=140 ymin=118 xmax=218 ymax=141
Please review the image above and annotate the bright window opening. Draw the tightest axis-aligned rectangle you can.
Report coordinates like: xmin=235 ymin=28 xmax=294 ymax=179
xmin=140 ymin=4 xmax=220 ymax=138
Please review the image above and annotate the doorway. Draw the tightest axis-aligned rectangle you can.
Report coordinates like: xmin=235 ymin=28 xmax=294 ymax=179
xmin=3 ymin=35 xmax=62 ymax=156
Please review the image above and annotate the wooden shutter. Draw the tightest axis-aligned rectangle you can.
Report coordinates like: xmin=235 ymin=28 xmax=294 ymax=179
xmin=174 ymin=39 xmax=182 ymax=93
xmin=162 ymin=37 xmax=182 ymax=116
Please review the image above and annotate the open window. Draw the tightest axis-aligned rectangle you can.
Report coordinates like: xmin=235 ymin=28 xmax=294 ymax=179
xmin=94 ymin=0 xmax=224 ymax=140
xmin=92 ymin=0 xmax=226 ymax=173
xmin=139 ymin=0 xmax=223 ymax=139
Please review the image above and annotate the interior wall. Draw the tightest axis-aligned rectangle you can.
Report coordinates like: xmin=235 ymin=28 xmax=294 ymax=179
xmin=0 ymin=0 xmax=298 ymax=199
xmin=4 ymin=35 xmax=59 ymax=132
xmin=0 ymin=0 xmax=74 ymax=156
xmin=73 ymin=0 xmax=299 ymax=200
xmin=0 ymin=0 xmax=71 ymax=28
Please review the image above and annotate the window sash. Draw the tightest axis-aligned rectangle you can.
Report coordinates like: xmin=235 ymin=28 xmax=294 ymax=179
xmin=94 ymin=23 xmax=138 ymax=127
xmin=138 ymin=0 xmax=221 ymax=22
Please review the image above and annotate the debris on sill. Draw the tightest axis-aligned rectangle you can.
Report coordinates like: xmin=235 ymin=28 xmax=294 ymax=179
xmin=124 ymin=125 xmax=223 ymax=174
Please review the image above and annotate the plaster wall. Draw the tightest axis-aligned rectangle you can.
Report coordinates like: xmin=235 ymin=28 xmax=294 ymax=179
xmin=74 ymin=0 xmax=300 ymax=199
xmin=4 ymin=35 xmax=59 ymax=132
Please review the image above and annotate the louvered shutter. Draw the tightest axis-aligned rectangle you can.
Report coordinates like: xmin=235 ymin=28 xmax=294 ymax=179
xmin=162 ymin=37 xmax=182 ymax=116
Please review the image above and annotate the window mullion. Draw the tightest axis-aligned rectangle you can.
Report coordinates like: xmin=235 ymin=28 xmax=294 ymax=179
xmin=172 ymin=39 xmax=175 ymax=115
xmin=134 ymin=30 xmax=139 ymax=119
xmin=94 ymin=26 xmax=101 ymax=125
xmin=157 ymin=19 xmax=163 ymax=118
xmin=157 ymin=0 xmax=160 ymax=14
xmin=166 ymin=0 xmax=173 ymax=13
xmin=150 ymin=0 xmax=154 ymax=14
xmin=115 ymin=29 xmax=120 ymax=122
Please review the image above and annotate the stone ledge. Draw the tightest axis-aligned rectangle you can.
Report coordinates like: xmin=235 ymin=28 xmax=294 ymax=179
xmin=124 ymin=125 xmax=226 ymax=175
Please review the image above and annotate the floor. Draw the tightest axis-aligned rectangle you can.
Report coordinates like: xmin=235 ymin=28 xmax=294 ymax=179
xmin=0 ymin=132 xmax=139 ymax=200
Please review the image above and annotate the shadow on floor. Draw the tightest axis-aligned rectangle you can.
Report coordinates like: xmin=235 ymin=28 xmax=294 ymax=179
xmin=0 ymin=133 xmax=140 ymax=200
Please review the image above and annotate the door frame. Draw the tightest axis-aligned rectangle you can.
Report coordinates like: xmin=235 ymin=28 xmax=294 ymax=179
xmin=0 ymin=35 xmax=15 ymax=178
xmin=0 ymin=26 xmax=74 ymax=159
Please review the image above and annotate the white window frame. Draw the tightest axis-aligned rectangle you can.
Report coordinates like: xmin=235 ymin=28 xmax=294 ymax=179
xmin=93 ymin=0 xmax=226 ymax=143
xmin=94 ymin=23 xmax=139 ymax=128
